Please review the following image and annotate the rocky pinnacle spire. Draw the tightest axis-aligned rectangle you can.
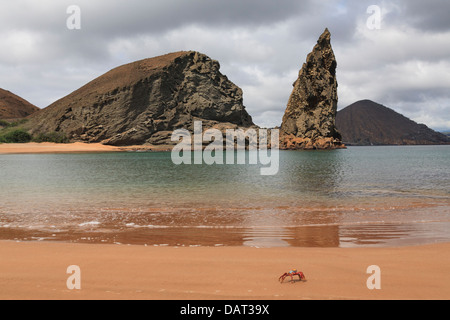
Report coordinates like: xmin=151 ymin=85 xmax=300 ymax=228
xmin=280 ymin=28 xmax=345 ymax=150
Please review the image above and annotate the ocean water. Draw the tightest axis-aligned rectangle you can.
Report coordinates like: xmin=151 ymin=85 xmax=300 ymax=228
xmin=0 ymin=145 xmax=449 ymax=247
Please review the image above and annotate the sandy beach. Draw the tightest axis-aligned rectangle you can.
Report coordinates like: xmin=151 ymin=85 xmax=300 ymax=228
xmin=1 ymin=240 xmax=449 ymax=300
xmin=0 ymin=142 xmax=171 ymax=154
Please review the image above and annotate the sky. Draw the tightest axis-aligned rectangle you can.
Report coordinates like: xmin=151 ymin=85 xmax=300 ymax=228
xmin=1 ymin=0 xmax=449 ymax=131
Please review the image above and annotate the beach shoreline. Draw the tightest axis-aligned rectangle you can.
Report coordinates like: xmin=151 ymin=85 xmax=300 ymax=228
xmin=1 ymin=240 xmax=449 ymax=300
xmin=0 ymin=142 xmax=172 ymax=154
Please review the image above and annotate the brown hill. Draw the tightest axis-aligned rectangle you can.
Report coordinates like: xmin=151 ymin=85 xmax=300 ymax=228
xmin=26 ymin=51 xmax=254 ymax=146
xmin=0 ymin=89 xmax=39 ymax=120
xmin=336 ymin=100 xmax=450 ymax=145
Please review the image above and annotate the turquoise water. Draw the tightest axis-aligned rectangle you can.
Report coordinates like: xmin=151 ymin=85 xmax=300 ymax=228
xmin=0 ymin=146 xmax=449 ymax=247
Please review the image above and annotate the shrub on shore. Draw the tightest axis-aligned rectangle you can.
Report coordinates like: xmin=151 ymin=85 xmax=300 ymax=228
xmin=0 ymin=120 xmax=10 ymax=127
xmin=0 ymin=129 xmax=32 ymax=143
xmin=32 ymin=132 xmax=69 ymax=143
xmin=0 ymin=119 xmax=68 ymax=144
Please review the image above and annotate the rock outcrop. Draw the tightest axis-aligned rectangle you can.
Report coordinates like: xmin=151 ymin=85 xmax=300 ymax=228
xmin=0 ymin=89 xmax=39 ymax=120
xmin=336 ymin=100 xmax=450 ymax=145
xmin=280 ymin=28 xmax=345 ymax=150
xmin=25 ymin=51 xmax=254 ymax=146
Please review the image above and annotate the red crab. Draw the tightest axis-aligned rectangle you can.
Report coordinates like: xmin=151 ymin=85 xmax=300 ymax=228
xmin=279 ymin=269 xmax=306 ymax=283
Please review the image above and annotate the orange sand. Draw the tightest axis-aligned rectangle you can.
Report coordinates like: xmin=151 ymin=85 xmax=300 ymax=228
xmin=1 ymin=241 xmax=449 ymax=300
xmin=0 ymin=142 xmax=171 ymax=154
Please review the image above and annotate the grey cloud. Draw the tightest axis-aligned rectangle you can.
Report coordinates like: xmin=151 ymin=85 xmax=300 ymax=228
xmin=1 ymin=0 xmax=310 ymax=36
xmin=0 ymin=0 xmax=449 ymax=131
xmin=384 ymin=87 xmax=450 ymax=105
xmin=396 ymin=0 xmax=450 ymax=32
xmin=83 ymin=0 xmax=311 ymax=34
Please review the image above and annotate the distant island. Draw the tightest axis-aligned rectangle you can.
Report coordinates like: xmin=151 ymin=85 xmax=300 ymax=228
xmin=336 ymin=100 xmax=450 ymax=146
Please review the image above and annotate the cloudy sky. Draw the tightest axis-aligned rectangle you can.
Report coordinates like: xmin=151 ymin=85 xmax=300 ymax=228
xmin=1 ymin=0 xmax=449 ymax=131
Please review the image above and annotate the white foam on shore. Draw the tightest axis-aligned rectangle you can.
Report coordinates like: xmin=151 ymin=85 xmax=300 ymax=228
xmin=78 ymin=221 xmax=101 ymax=227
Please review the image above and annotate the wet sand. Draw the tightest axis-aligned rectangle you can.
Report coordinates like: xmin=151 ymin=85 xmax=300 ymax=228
xmin=1 ymin=240 xmax=449 ymax=300
xmin=0 ymin=142 xmax=172 ymax=154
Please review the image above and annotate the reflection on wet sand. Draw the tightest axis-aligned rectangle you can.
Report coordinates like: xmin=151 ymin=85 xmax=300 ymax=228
xmin=3 ymin=218 xmax=449 ymax=247
xmin=338 ymin=221 xmax=450 ymax=247
xmin=1 ymin=198 xmax=450 ymax=247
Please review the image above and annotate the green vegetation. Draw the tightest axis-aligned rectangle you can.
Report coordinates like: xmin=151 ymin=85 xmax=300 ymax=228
xmin=0 ymin=128 xmax=32 ymax=143
xmin=0 ymin=119 xmax=28 ymax=128
xmin=32 ymin=132 xmax=69 ymax=143
xmin=0 ymin=120 xmax=10 ymax=127
xmin=0 ymin=119 xmax=69 ymax=144
xmin=0 ymin=120 xmax=31 ymax=143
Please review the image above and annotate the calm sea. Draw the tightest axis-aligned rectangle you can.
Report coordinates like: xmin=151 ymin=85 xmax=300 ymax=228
xmin=0 ymin=146 xmax=449 ymax=247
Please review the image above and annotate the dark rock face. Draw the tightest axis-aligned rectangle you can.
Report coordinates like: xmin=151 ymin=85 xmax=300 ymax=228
xmin=280 ymin=28 xmax=345 ymax=150
xmin=336 ymin=100 xmax=450 ymax=145
xmin=26 ymin=51 xmax=254 ymax=146
xmin=0 ymin=89 xmax=39 ymax=120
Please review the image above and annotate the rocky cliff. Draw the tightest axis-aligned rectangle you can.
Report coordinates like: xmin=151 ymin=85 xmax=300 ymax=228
xmin=0 ymin=89 xmax=39 ymax=120
xmin=25 ymin=51 xmax=254 ymax=146
xmin=280 ymin=28 xmax=345 ymax=150
xmin=336 ymin=100 xmax=450 ymax=145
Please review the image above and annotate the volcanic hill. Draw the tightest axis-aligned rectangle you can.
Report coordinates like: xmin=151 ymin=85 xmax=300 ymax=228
xmin=336 ymin=100 xmax=450 ymax=145
xmin=25 ymin=51 xmax=254 ymax=146
xmin=0 ymin=89 xmax=39 ymax=120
